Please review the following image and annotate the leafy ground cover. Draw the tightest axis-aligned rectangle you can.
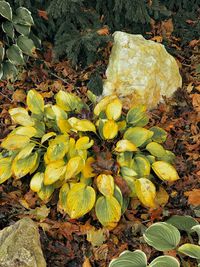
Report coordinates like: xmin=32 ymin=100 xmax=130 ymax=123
xmin=0 ymin=15 xmax=200 ymax=267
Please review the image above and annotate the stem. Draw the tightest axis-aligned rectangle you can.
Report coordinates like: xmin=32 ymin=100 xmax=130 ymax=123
xmin=31 ymin=139 xmax=47 ymax=149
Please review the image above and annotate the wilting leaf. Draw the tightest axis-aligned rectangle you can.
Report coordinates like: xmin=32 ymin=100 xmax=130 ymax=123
xmin=149 ymin=256 xmax=180 ymax=267
xmin=82 ymin=157 xmax=95 ymax=178
xmin=30 ymin=172 xmax=44 ymax=192
xmin=124 ymin=127 xmax=153 ymax=147
xmin=103 ymin=120 xmax=118 ymax=139
xmin=28 ymin=205 xmax=50 ymax=221
xmin=12 ymin=152 xmax=38 ymax=179
xmin=27 ymin=89 xmax=44 ymax=115
xmin=150 ymin=126 xmax=167 ymax=143
xmin=143 ymin=222 xmax=181 ymax=251
xmin=0 ymin=157 xmax=12 ymax=183
xmin=105 ymin=98 xmax=122 ymax=120
xmin=166 ymin=215 xmax=198 ymax=233
xmin=0 ymin=1 xmax=12 ymax=20
xmin=135 ymin=178 xmax=156 ymax=208
xmin=146 ymin=142 xmax=166 ymax=157
xmin=109 ymin=250 xmax=147 ymax=267
xmin=65 ymin=156 xmax=84 ymax=180
xmin=75 ymin=136 xmax=94 ymax=150
xmin=87 ymin=228 xmax=107 ymax=247
xmin=57 ymin=119 xmax=71 ymax=133
xmin=156 ymin=186 xmax=169 ymax=207
xmin=9 ymin=107 xmax=34 ymax=126
xmin=152 ymin=161 xmax=179 ymax=182
xmin=52 ymin=105 xmax=68 ymax=120
xmin=94 ymin=95 xmax=118 ymax=116
xmin=95 ymin=195 xmax=121 ymax=229
xmin=1 ymin=134 xmax=30 ymax=150
xmin=96 ymin=174 xmax=114 ymax=196
xmin=66 ymin=183 xmax=96 ymax=218
xmin=178 ymin=244 xmax=200 ymax=259
xmin=115 ymin=139 xmax=138 ymax=152
xmin=44 ymin=160 xmax=66 ymax=185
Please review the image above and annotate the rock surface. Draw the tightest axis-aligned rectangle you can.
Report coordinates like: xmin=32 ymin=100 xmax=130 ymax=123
xmin=0 ymin=218 xmax=46 ymax=267
xmin=103 ymin=31 xmax=182 ymax=109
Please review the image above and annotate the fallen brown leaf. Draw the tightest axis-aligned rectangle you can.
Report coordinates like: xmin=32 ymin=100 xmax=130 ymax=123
xmin=185 ymin=189 xmax=200 ymax=206
xmin=82 ymin=257 xmax=92 ymax=267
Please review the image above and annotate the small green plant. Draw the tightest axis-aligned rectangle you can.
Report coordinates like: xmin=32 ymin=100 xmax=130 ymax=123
xmin=0 ymin=0 xmax=36 ymax=80
xmin=109 ymin=216 xmax=200 ymax=267
xmin=0 ymin=90 xmax=179 ymax=228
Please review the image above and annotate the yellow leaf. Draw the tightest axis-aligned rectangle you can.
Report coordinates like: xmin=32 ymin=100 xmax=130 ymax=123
xmin=57 ymin=119 xmax=71 ymax=133
xmin=96 ymin=174 xmax=114 ymax=196
xmin=82 ymin=157 xmax=96 ymax=178
xmin=52 ymin=105 xmax=68 ymax=119
xmin=82 ymin=258 xmax=92 ymax=267
xmin=17 ymin=143 xmax=36 ymax=159
xmin=65 ymin=156 xmax=84 ymax=180
xmin=105 ymin=98 xmax=122 ymax=120
xmin=0 ymin=157 xmax=12 ymax=183
xmin=95 ymin=195 xmax=121 ymax=229
xmin=11 ymin=126 xmax=37 ymax=137
xmin=75 ymin=136 xmax=94 ymax=150
xmin=12 ymin=152 xmax=38 ymax=179
xmin=44 ymin=160 xmax=66 ymax=185
xmin=156 ymin=186 xmax=169 ymax=207
xmin=9 ymin=107 xmax=34 ymax=126
xmin=30 ymin=172 xmax=44 ymax=192
xmin=27 ymin=89 xmax=44 ymax=114
xmin=115 ymin=139 xmax=138 ymax=152
xmin=67 ymin=138 xmax=76 ymax=159
xmin=47 ymin=138 xmax=68 ymax=162
xmin=117 ymin=120 xmax=127 ymax=131
xmin=134 ymin=156 xmax=151 ymax=177
xmin=152 ymin=161 xmax=179 ymax=182
xmin=134 ymin=178 xmax=156 ymax=208
xmin=56 ymin=90 xmax=85 ymax=112
xmin=69 ymin=117 xmax=96 ymax=132
xmin=41 ymin=132 xmax=56 ymax=144
xmin=1 ymin=134 xmax=30 ymax=150
xmin=37 ymin=184 xmax=54 ymax=201
xmin=94 ymin=95 xmax=118 ymax=116
xmin=66 ymin=183 xmax=96 ymax=218
xmin=103 ymin=120 xmax=118 ymax=139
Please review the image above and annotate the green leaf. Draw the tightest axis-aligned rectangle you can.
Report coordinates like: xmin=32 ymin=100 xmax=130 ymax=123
xmin=146 ymin=142 xmax=166 ymax=157
xmin=0 ymin=47 xmax=5 ymax=62
xmin=166 ymin=215 xmax=199 ymax=233
xmin=134 ymin=156 xmax=150 ymax=177
xmin=0 ymin=157 xmax=12 ymax=183
xmin=152 ymin=161 xmax=179 ymax=182
xmin=0 ymin=64 xmax=3 ymax=79
xmin=0 ymin=1 xmax=12 ymax=21
xmin=149 ymin=256 xmax=180 ymax=267
xmin=126 ymin=105 xmax=147 ymax=125
xmin=143 ymin=222 xmax=181 ymax=251
xmin=27 ymin=89 xmax=44 ymax=114
xmin=37 ymin=183 xmax=54 ymax=201
xmin=109 ymin=250 xmax=147 ymax=267
xmin=2 ymin=21 xmax=14 ymax=39
xmin=6 ymin=44 xmax=24 ymax=65
xmin=178 ymin=244 xmax=200 ymax=259
xmin=114 ymin=185 xmax=123 ymax=207
xmin=17 ymin=35 xmax=35 ymax=56
xmin=58 ymin=183 xmax=70 ymax=212
xmin=14 ymin=24 xmax=30 ymax=36
xmin=95 ymin=195 xmax=121 ymax=229
xmin=150 ymin=126 xmax=167 ymax=143
xmin=191 ymin=225 xmax=200 ymax=245
xmin=124 ymin=127 xmax=153 ymax=147
xmin=15 ymin=7 xmax=34 ymax=26
xmin=66 ymin=183 xmax=96 ymax=219
xmin=2 ymin=61 xmax=18 ymax=80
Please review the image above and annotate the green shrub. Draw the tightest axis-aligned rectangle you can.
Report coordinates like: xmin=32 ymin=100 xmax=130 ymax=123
xmin=0 ymin=90 xmax=179 ymax=228
xmin=0 ymin=0 xmax=37 ymax=80
xmin=109 ymin=216 xmax=200 ymax=267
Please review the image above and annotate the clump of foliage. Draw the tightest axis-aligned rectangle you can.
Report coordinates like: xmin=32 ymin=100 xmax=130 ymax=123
xmin=0 ymin=0 xmax=36 ymax=80
xmin=0 ymin=90 xmax=179 ymax=228
xmin=109 ymin=215 xmax=200 ymax=267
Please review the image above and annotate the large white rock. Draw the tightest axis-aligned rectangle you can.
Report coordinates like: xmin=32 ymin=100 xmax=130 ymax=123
xmin=103 ymin=32 xmax=182 ymax=109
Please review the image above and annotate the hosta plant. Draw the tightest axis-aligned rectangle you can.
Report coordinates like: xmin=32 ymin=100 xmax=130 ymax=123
xmin=109 ymin=216 xmax=200 ymax=267
xmin=0 ymin=0 xmax=36 ymax=80
xmin=0 ymin=90 xmax=179 ymax=228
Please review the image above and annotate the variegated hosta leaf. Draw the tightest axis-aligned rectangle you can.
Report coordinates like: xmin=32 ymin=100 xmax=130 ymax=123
xmin=9 ymin=107 xmax=34 ymax=126
xmin=103 ymin=120 xmax=118 ymax=139
xmin=96 ymin=174 xmax=114 ymax=196
xmin=150 ymin=126 xmax=167 ymax=143
xmin=135 ymin=178 xmax=156 ymax=208
xmin=44 ymin=160 xmax=66 ymax=185
xmin=47 ymin=138 xmax=68 ymax=162
xmin=66 ymin=183 xmax=96 ymax=218
xmin=115 ymin=139 xmax=138 ymax=152
xmin=66 ymin=138 xmax=76 ymax=159
xmin=30 ymin=172 xmax=44 ymax=192
xmin=0 ymin=157 xmax=12 ymax=183
xmin=95 ymin=195 xmax=121 ymax=229
xmin=27 ymin=89 xmax=44 ymax=115
xmin=178 ymin=244 xmax=200 ymax=259
xmin=68 ymin=117 xmax=96 ymax=132
xmin=12 ymin=152 xmax=38 ymax=179
xmin=146 ymin=142 xmax=166 ymax=157
xmin=105 ymin=98 xmax=122 ymax=120
xmin=109 ymin=250 xmax=147 ymax=267
xmin=126 ymin=105 xmax=147 ymax=125
xmin=124 ymin=127 xmax=153 ymax=147
xmin=149 ymin=256 xmax=180 ymax=267
xmin=37 ymin=183 xmax=54 ymax=201
xmin=41 ymin=132 xmax=56 ymax=144
xmin=57 ymin=119 xmax=71 ymax=133
xmin=82 ymin=157 xmax=96 ymax=178
xmin=117 ymin=151 xmax=133 ymax=167
xmin=152 ymin=161 xmax=179 ymax=182
xmin=94 ymin=95 xmax=118 ymax=116
xmin=52 ymin=105 xmax=68 ymax=120
xmin=58 ymin=183 xmax=70 ymax=212
xmin=134 ymin=156 xmax=150 ymax=177
xmin=65 ymin=156 xmax=84 ymax=180
xmin=16 ymin=143 xmax=35 ymax=159
xmin=1 ymin=134 xmax=30 ymax=150
xmin=11 ymin=126 xmax=37 ymax=138
xmin=75 ymin=136 xmax=94 ymax=150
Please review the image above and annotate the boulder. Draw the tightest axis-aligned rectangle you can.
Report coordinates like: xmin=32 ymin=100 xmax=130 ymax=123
xmin=102 ymin=31 xmax=182 ymax=109
xmin=0 ymin=218 xmax=46 ymax=267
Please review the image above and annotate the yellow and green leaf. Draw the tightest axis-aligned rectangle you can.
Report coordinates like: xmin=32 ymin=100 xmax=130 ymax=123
xmin=75 ymin=136 xmax=94 ymax=150
xmin=9 ymin=107 xmax=34 ymax=126
xmin=44 ymin=160 xmax=66 ymax=185
xmin=94 ymin=95 xmax=118 ymax=116
xmin=82 ymin=157 xmax=96 ymax=178
xmin=115 ymin=139 xmax=138 ymax=152
xmin=135 ymin=178 xmax=156 ymax=208
xmin=105 ymin=98 xmax=122 ymax=120
xmin=27 ymin=89 xmax=44 ymax=114
xmin=103 ymin=120 xmax=118 ymax=139
xmin=0 ymin=157 xmax=13 ymax=183
xmin=124 ymin=127 xmax=153 ymax=147
xmin=96 ymin=174 xmax=114 ymax=196
xmin=1 ymin=134 xmax=30 ymax=150
xmin=65 ymin=156 xmax=84 ymax=180
xmin=30 ymin=172 xmax=44 ymax=192
xmin=152 ymin=161 xmax=179 ymax=182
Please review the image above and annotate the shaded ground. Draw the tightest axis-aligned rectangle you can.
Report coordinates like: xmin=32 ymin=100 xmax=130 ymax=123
xmin=0 ymin=22 xmax=200 ymax=267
